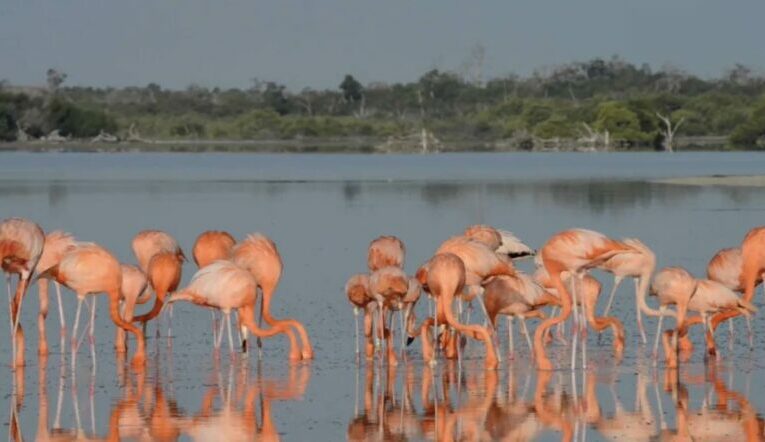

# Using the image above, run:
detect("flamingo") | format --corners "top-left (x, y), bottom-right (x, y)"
top-left (463, 224), bottom-right (535, 259)
top-left (36, 230), bottom-right (79, 356)
top-left (367, 235), bottom-right (405, 271)
top-left (435, 235), bottom-right (516, 316)
top-left (707, 246), bottom-right (762, 345)
top-left (345, 273), bottom-right (374, 359)
top-left (192, 230), bottom-right (236, 268)
top-left (418, 253), bottom-right (498, 369)
top-left (368, 265), bottom-right (410, 365)
top-left (131, 230), bottom-right (185, 336)
top-left (37, 243), bottom-right (146, 368)
top-left (192, 230), bottom-right (237, 345)
top-left (651, 267), bottom-right (757, 368)
top-left (533, 228), bottom-right (628, 371)
top-left (709, 226), bottom-right (765, 344)
top-left (482, 272), bottom-right (559, 359)
top-left (599, 238), bottom-right (658, 344)
top-left (0, 217), bottom-right (45, 368)
top-left (231, 233), bottom-right (313, 359)
top-left (365, 235), bottom-right (414, 359)
top-left (114, 264), bottom-right (152, 354)
top-left (167, 260), bottom-right (301, 360)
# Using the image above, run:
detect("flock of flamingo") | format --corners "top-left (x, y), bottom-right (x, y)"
top-left (0, 217), bottom-right (312, 371)
top-left (1, 215), bottom-right (764, 372)
top-left (345, 224), bottom-right (762, 371)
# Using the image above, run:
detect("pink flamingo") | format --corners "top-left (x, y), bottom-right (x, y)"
top-left (131, 230), bottom-right (185, 336)
top-left (464, 224), bottom-right (535, 259)
top-left (706, 246), bottom-right (762, 345)
top-left (167, 260), bottom-right (301, 359)
top-left (115, 264), bottom-right (152, 354)
top-left (483, 272), bottom-right (559, 358)
top-left (533, 229), bottom-right (628, 370)
top-left (651, 266), bottom-right (757, 368)
top-left (599, 238), bottom-right (658, 344)
top-left (418, 253), bottom-right (498, 369)
top-left (36, 230), bottom-right (79, 355)
top-left (232, 234), bottom-right (313, 359)
top-left (0, 217), bottom-right (45, 368)
top-left (38, 243), bottom-right (146, 368)
top-left (192, 230), bottom-right (237, 344)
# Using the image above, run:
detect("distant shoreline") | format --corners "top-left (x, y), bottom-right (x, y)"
top-left (0, 137), bottom-right (739, 154)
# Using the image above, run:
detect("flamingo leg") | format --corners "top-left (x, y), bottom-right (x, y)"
top-left (507, 316), bottom-right (514, 359)
top-left (353, 307), bottom-right (360, 360)
top-left (71, 298), bottom-right (84, 369)
top-left (167, 303), bottom-right (174, 340)
top-left (475, 293), bottom-right (501, 362)
top-left (211, 309), bottom-right (218, 345)
top-left (88, 297), bottom-right (97, 370)
top-left (431, 300), bottom-right (438, 367)
top-left (10, 273), bottom-right (31, 367)
top-left (652, 306), bottom-right (666, 362)
top-left (226, 311), bottom-right (235, 356)
top-left (398, 306), bottom-right (406, 353)
top-left (520, 317), bottom-right (533, 353)
top-left (6, 275), bottom-right (16, 363)
top-left (705, 314), bottom-right (718, 360)
top-left (634, 278), bottom-right (647, 344)
top-left (570, 277), bottom-right (580, 371)
top-left (578, 275), bottom-right (587, 370)
top-left (746, 315), bottom-right (753, 350)
top-left (702, 314), bottom-right (710, 363)
top-left (602, 275), bottom-right (623, 318)
top-left (378, 300), bottom-right (385, 362)
top-left (55, 281), bottom-right (67, 334)
top-left (214, 311), bottom-right (226, 350)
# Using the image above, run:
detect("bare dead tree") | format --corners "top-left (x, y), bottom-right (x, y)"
top-left (579, 123), bottom-right (610, 151)
top-left (656, 112), bottom-right (685, 152)
top-left (296, 88), bottom-right (315, 116)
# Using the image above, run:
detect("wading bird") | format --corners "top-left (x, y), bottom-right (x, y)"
top-left (463, 224), bottom-right (535, 259)
top-left (115, 264), bottom-right (151, 354)
top-left (345, 273), bottom-right (374, 359)
top-left (599, 238), bottom-right (657, 344)
top-left (707, 246), bottom-right (762, 345)
top-left (36, 230), bottom-right (79, 356)
top-left (708, 227), bottom-right (765, 345)
top-left (38, 243), bottom-right (146, 368)
top-left (131, 230), bottom-right (185, 336)
top-left (368, 265), bottom-right (410, 365)
top-left (533, 229), bottom-right (628, 371)
top-left (417, 253), bottom-right (498, 369)
top-left (368, 236), bottom-right (405, 271)
top-left (192, 230), bottom-right (237, 344)
top-left (167, 260), bottom-right (301, 359)
top-left (482, 272), bottom-right (559, 359)
top-left (0, 217), bottom-right (45, 368)
top-left (651, 266), bottom-right (757, 368)
top-left (232, 234), bottom-right (313, 359)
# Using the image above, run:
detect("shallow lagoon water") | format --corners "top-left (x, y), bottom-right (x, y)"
top-left (2, 152), bottom-right (765, 440)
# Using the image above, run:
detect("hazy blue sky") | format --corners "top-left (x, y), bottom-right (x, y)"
top-left (1, 1), bottom-right (763, 90)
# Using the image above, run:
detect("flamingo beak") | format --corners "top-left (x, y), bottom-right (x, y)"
top-left (406, 336), bottom-right (415, 346)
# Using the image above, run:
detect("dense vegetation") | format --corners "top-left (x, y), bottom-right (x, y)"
top-left (2, 57), bottom-right (765, 149)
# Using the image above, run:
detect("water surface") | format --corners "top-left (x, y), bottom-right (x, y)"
top-left (2, 152), bottom-right (765, 440)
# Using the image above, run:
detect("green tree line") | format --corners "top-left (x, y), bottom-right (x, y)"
top-left (2, 57), bottom-right (765, 148)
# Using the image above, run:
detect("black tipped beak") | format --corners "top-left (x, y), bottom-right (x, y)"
top-left (242, 338), bottom-right (248, 353)
top-left (406, 336), bottom-right (416, 346)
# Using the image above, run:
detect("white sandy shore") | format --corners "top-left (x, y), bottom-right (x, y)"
top-left (654, 175), bottom-right (765, 187)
